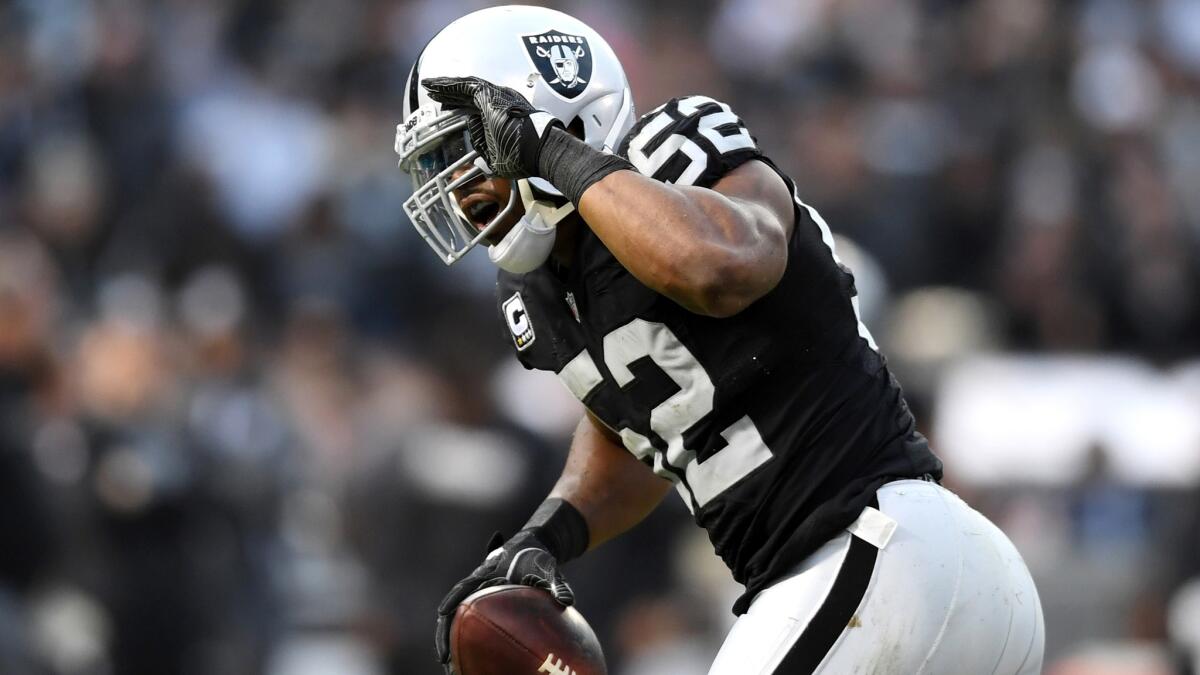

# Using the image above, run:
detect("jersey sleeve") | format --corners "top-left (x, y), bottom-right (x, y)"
top-left (617, 95), bottom-right (762, 189)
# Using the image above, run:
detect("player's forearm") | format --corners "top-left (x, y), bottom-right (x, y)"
top-left (548, 413), bottom-right (673, 551)
top-left (577, 170), bottom-right (784, 317)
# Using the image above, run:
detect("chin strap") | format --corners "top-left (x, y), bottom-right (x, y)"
top-left (518, 178), bottom-right (576, 226)
top-left (487, 179), bottom-right (576, 274)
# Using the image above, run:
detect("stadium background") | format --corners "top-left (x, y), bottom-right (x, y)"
top-left (1, 0), bottom-right (1199, 673)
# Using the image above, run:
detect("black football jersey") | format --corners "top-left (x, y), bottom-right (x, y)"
top-left (496, 96), bottom-right (942, 614)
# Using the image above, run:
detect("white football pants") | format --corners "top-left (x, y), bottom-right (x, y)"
top-left (708, 480), bottom-right (1044, 675)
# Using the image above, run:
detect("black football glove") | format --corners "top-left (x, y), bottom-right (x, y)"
top-left (423, 76), bottom-right (563, 178)
top-left (434, 530), bottom-right (574, 673)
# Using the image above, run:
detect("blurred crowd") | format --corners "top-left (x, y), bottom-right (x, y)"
top-left (0, 0), bottom-right (1198, 673)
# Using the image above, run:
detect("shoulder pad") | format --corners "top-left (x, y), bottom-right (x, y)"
top-left (617, 96), bottom-right (760, 188)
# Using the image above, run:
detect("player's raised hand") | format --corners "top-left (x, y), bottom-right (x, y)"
top-left (434, 530), bottom-right (574, 672)
top-left (422, 76), bottom-right (562, 178)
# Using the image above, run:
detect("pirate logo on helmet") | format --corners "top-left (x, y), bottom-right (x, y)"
top-left (522, 30), bottom-right (593, 100)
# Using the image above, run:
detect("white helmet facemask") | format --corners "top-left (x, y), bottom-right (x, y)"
top-left (395, 5), bottom-right (635, 272)
top-left (395, 107), bottom-right (520, 264)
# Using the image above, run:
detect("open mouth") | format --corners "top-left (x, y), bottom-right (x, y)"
top-left (463, 197), bottom-right (501, 230)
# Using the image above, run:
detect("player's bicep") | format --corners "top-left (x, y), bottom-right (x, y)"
top-left (619, 95), bottom-right (793, 284)
top-left (708, 159), bottom-right (796, 243)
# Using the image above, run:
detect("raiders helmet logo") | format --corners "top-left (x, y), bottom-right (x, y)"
top-left (523, 30), bottom-right (592, 100)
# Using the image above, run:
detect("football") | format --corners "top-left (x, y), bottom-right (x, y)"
top-left (450, 585), bottom-right (607, 675)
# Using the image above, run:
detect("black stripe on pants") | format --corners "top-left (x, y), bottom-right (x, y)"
top-left (772, 527), bottom-right (880, 673)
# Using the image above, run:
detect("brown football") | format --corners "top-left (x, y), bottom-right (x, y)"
top-left (450, 585), bottom-right (607, 675)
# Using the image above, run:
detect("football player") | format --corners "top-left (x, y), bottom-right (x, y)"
top-left (395, 6), bottom-right (1044, 674)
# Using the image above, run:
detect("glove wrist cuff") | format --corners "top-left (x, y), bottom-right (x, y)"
top-left (537, 126), bottom-right (635, 205)
top-left (521, 498), bottom-right (590, 563)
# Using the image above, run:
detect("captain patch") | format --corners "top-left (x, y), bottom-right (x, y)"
top-left (503, 292), bottom-right (536, 351)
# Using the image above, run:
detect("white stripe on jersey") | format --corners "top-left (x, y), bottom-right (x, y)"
top-left (791, 188), bottom-right (880, 352)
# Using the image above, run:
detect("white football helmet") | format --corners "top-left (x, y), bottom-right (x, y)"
top-left (394, 5), bottom-right (635, 272)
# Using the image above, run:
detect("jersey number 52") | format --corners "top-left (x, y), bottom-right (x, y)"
top-left (624, 96), bottom-right (757, 186)
top-left (559, 319), bottom-right (774, 513)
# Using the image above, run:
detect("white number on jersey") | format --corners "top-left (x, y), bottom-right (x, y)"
top-left (558, 319), bottom-right (773, 512)
top-left (623, 96), bottom-right (757, 187)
